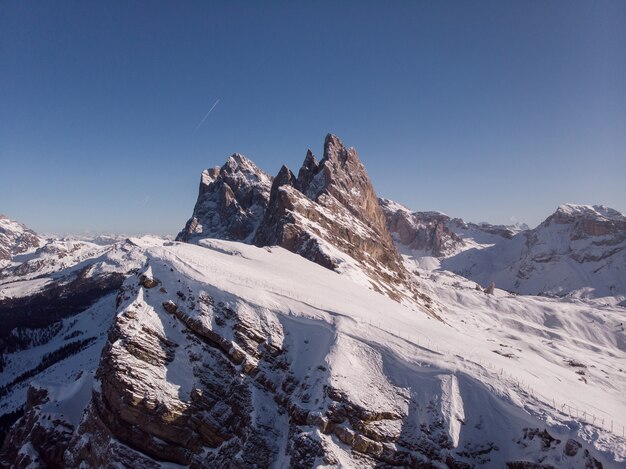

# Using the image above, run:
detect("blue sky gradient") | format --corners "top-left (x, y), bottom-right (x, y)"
top-left (1, 1), bottom-right (625, 234)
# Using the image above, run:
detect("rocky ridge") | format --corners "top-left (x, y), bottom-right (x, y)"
top-left (379, 199), bottom-right (465, 257)
top-left (1, 143), bottom-right (624, 468)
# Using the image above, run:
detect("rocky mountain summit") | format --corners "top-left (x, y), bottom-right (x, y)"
top-left (180, 135), bottom-right (420, 304)
top-left (544, 204), bottom-right (626, 244)
top-left (177, 154), bottom-right (272, 243)
top-left (379, 199), bottom-right (465, 257)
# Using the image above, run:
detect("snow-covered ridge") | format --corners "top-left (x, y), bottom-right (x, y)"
top-left (384, 200), bottom-right (626, 300)
top-left (180, 135), bottom-right (420, 304)
top-left (1, 136), bottom-right (625, 467)
top-left (555, 203), bottom-right (625, 221)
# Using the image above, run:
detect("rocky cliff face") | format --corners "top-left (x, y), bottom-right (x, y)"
top-left (0, 216), bottom-right (43, 267)
top-left (379, 199), bottom-right (465, 257)
top-left (177, 154), bottom-right (272, 243)
top-left (544, 204), bottom-right (625, 246)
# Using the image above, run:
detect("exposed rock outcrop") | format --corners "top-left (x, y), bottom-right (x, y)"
top-left (0, 386), bottom-right (73, 468)
top-left (379, 199), bottom-right (465, 257)
top-left (255, 135), bottom-right (413, 300)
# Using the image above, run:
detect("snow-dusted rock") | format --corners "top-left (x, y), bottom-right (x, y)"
top-left (1, 143), bottom-right (624, 468)
top-left (179, 135), bottom-right (423, 304)
top-left (40, 239), bottom-right (622, 467)
top-left (255, 135), bottom-right (415, 302)
top-left (177, 154), bottom-right (272, 243)
top-left (0, 216), bottom-right (43, 268)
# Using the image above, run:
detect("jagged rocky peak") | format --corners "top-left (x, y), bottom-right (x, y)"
top-left (0, 215), bottom-right (43, 264)
top-left (177, 153), bottom-right (272, 243)
top-left (297, 134), bottom-right (389, 236)
top-left (177, 135), bottom-right (425, 303)
top-left (254, 135), bottom-right (417, 302)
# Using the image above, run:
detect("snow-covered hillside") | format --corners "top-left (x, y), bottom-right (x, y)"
top-left (0, 232), bottom-right (147, 448)
top-left (0, 216), bottom-right (43, 269)
top-left (2, 238), bottom-right (623, 467)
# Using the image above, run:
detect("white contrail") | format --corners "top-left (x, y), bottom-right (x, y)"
top-left (194, 98), bottom-right (220, 132)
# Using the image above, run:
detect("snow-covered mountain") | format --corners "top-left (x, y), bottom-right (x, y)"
top-left (2, 237), bottom-right (623, 467)
top-left (0, 216), bottom-right (44, 269)
top-left (379, 199), bottom-right (528, 259)
top-left (382, 200), bottom-right (626, 301)
top-left (441, 204), bottom-right (626, 300)
top-left (180, 135), bottom-right (424, 305)
top-left (1, 137), bottom-right (625, 468)
top-left (0, 228), bottom-right (147, 446)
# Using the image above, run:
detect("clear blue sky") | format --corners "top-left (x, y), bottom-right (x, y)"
top-left (1, 1), bottom-right (624, 234)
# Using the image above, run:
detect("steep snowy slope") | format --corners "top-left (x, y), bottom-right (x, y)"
top-left (0, 235), bottom-right (147, 445)
top-left (4, 238), bottom-right (622, 467)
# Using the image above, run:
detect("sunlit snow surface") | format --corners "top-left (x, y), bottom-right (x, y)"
top-left (131, 237), bottom-right (625, 465)
top-left (2, 236), bottom-right (625, 466)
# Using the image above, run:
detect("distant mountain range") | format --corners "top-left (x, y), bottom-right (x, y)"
top-left (380, 199), bottom-right (626, 301)
top-left (1, 135), bottom-right (624, 468)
